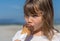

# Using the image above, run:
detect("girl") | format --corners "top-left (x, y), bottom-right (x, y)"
top-left (12, 0), bottom-right (60, 41)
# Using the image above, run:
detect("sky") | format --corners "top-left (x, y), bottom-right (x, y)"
top-left (0, 0), bottom-right (60, 24)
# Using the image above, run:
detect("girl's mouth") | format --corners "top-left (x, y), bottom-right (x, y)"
top-left (26, 24), bottom-right (34, 33)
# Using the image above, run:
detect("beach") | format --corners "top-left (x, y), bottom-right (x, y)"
top-left (0, 25), bottom-right (60, 41)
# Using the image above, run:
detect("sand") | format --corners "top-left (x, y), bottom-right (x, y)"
top-left (0, 25), bottom-right (60, 41)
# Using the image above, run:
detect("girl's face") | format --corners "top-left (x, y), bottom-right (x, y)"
top-left (24, 14), bottom-right (44, 33)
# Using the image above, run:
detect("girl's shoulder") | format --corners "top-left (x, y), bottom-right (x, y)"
top-left (52, 30), bottom-right (60, 41)
top-left (54, 32), bottom-right (60, 38)
top-left (53, 30), bottom-right (60, 36)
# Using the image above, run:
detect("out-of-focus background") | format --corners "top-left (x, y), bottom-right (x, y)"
top-left (0, 0), bottom-right (60, 41)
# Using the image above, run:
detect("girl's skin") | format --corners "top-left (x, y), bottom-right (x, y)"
top-left (24, 13), bottom-right (44, 36)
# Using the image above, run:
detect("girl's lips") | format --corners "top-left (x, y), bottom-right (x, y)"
top-left (26, 24), bottom-right (33, 27)
top-left (27, 24), bottom-right (32, 26)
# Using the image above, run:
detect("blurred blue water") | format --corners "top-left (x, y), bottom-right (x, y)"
top-left (0, 0), bottom-right (60, 25)
top-left (0, 19), bottom-right (25, 25)
top-left (0, 18), bottom-right (60, 25)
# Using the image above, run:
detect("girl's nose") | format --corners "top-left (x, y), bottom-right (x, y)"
top-left (28, 17), bottom-right (33, 23)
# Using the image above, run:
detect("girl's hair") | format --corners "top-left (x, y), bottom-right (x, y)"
top-left (24, 0), bottom-right (59, 40)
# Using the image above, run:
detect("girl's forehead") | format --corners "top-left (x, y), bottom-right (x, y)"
top-left (24, 13), bottom-right (43, 17)
top-left (25, 12), bottom-right (37, 15)
top-left (24, 11), bottom-right (43, 16)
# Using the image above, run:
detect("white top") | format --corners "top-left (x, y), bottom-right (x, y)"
top-left (12, 29), bottom-right (60, 41)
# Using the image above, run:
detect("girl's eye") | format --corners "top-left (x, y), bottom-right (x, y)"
top-left (32, 15), bottom-right (38, 17)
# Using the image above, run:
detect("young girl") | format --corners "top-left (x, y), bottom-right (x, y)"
top-left (12, 0), bottom-right (60, 41)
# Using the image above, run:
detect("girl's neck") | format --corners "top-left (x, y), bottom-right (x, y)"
top-left (33, 31), bottom-right (44, 36)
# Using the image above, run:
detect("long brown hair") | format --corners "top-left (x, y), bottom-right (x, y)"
top-left (24, 0), bottom-right (59, 40)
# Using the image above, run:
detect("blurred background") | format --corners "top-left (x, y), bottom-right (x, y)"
top-left (0, 0), bottom-right (60, 41)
